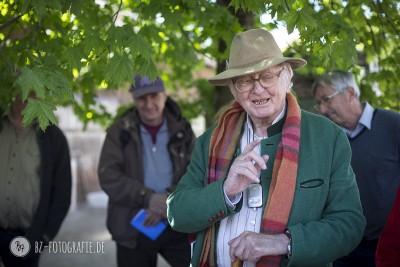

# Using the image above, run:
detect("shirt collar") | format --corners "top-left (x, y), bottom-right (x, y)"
top-left (358, 102), bottom-right (374, 130)
top-left (343, 102), bottom-right (374, 138)
top-left (245, 101), bottom-right (286, 138)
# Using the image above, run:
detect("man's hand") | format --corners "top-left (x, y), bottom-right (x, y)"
top-left (228, 231), bottom-right (289, 262)
top-left (224, 140), bottom-right (269, 198)
top-left (148, 193), bottom-right (168, 217)
top-left (143, 209), bottom-right (164, 226)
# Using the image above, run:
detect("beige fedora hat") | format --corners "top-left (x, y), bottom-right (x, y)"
top-left (208, 28), bottom-right (307, 86)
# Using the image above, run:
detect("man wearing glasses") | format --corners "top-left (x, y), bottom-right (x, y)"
top-left (312, 70), bottom-right (400, 267)
top-left (167, 29), bottom-right (366, 267)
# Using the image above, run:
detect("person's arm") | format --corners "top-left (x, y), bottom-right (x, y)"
top-left (376, 187), bottom-right (400, 267)
top-left (98, 124), bottom-right (153, 209)
top-left (166, 117), bottom-right (196, 194)
top-left (42, 127), bottom-right (72, 242)
top-left (167, 128), bottom-right (241, 233)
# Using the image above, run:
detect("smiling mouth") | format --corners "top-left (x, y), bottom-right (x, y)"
top-left (252, 99), bottom-right (269, 105)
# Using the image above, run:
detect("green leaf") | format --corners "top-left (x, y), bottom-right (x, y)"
top-left (21, 0), bottom-right (33, 13)
top-left (33, 0), bottom-right (47, 22)
top-left (282, 11), bottom-right (299, 34)
top-left (229, 0), bottom-right (265, 13)
top-left (14, 67), bottom-right (47, 100)
top-left (69, 0), bottom-right (82, 15)
top-left (22, 98), bottom-right (58, 131)
top-left (82, 32), bottom-right (106, 54)
top-left (105, 53), bottom-right (134, 87)
top-left (46, 71), bottom-right (74, 100)
top-left (135, 56), bottom-right (158, 81)
top-left (17, 49), bottom-right (36, 67)
top-left (129, 33), bottom-right (152, 58)
top-left (107, 25), bottom-right (132, 47)
top-left (296, 7), bottom-right (318, 30)
top-left (46, 0), bottom-right (62, 11)
top-left (62, 46), bottom-right (86, 70)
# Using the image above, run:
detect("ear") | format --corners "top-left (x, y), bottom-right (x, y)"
top-left (345, 87), bottom-right (360, 106)
top-left (346, 86), bottom-right (358, 98)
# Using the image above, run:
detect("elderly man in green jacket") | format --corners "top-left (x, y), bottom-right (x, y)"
top-left (167, 28), bottom-right (366, 267)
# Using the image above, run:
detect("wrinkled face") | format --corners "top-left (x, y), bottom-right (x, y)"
top-left (134, 92), bottom-right (167, 126)
top-left (314, 84), bottom-right (350, 126)
top-left (230, 65), bottom-right (290, 125)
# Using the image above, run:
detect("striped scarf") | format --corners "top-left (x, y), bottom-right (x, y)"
top-left (199, 92), bottom-right (301, 267)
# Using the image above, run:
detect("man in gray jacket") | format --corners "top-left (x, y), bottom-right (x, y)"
top-left (98, 74), bottom-right (195, 267)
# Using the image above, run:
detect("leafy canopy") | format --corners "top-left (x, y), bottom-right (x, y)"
top-left (1, 0), bottom-right (399, 130)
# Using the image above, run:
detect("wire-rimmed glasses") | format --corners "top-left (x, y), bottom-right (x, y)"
top-left (233, 68), bottom-right (285, 92)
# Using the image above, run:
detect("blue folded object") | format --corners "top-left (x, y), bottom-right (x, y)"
top-left (130, 209), bottom-right (167, 240)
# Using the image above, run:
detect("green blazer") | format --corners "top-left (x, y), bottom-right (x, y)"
top-left (167, 110), bottom-right (366, 267)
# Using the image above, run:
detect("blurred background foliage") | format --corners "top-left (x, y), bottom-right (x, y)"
top-left (0, 0), bottom-right (399, 130)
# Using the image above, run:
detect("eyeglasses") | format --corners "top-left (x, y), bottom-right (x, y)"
top-left (315, 91), bottom-right (341, 108)
top-left (233, 68), bottom-right (285, 93)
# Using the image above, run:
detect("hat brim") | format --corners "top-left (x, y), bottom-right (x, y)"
top-left (208, 57), bottom-right (307, 86)
top-left (131, 86), bottom-right (165, 98)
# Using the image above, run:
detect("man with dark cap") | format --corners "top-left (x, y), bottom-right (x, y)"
top-left (98, 74), bottom-right (195, 267)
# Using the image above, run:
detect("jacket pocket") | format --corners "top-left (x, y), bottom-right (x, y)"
top-left (300, 178), bottom-right (324, 188)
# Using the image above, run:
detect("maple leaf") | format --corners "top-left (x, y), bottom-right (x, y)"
top-left (105, 53), bottom-right (134, 87)
top-left (46, 71), bottom-right (74, 100)
top-left (22, 98), bottom-right (58, 131)
top-left (14, 67), bottom-right (47, 100)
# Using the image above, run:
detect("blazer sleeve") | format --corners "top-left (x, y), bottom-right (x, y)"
top-left (167, 128), bottom-right (239, 233)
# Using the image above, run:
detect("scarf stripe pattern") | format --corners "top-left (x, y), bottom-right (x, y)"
top-left (208, 101), bottom-right (245, 184)
top-left (199, 101), bottom-right (245, 267)
top-left (199, 93), bottom-right (301, 267)
top-left (257, 93), bottom-right (301, 267)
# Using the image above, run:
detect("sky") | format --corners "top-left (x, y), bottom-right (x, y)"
top-left (270, 26), bottom-right (300, 51)
top-left (260, 14), bottom-right (300, 51)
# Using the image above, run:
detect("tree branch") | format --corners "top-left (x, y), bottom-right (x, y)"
top-left (0, 7), bottom-right (33, 31)
top-left (95, 0), bottom-right (123, 32)
top-left (376, 1), bottom-right (400, 35)
top-left (364, 19), bottom-right (381, 63)
top-left (178, 23), bottom-right (214, 61)
top-left (113, 0), bottom-right (123, 24)
top-left (283, 0), bottom-right (290, 12)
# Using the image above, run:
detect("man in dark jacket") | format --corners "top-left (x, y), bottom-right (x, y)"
top-left (98, 74), bottom-right (195, 267)
top-left (0, 94), bottom-right (72, 267)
